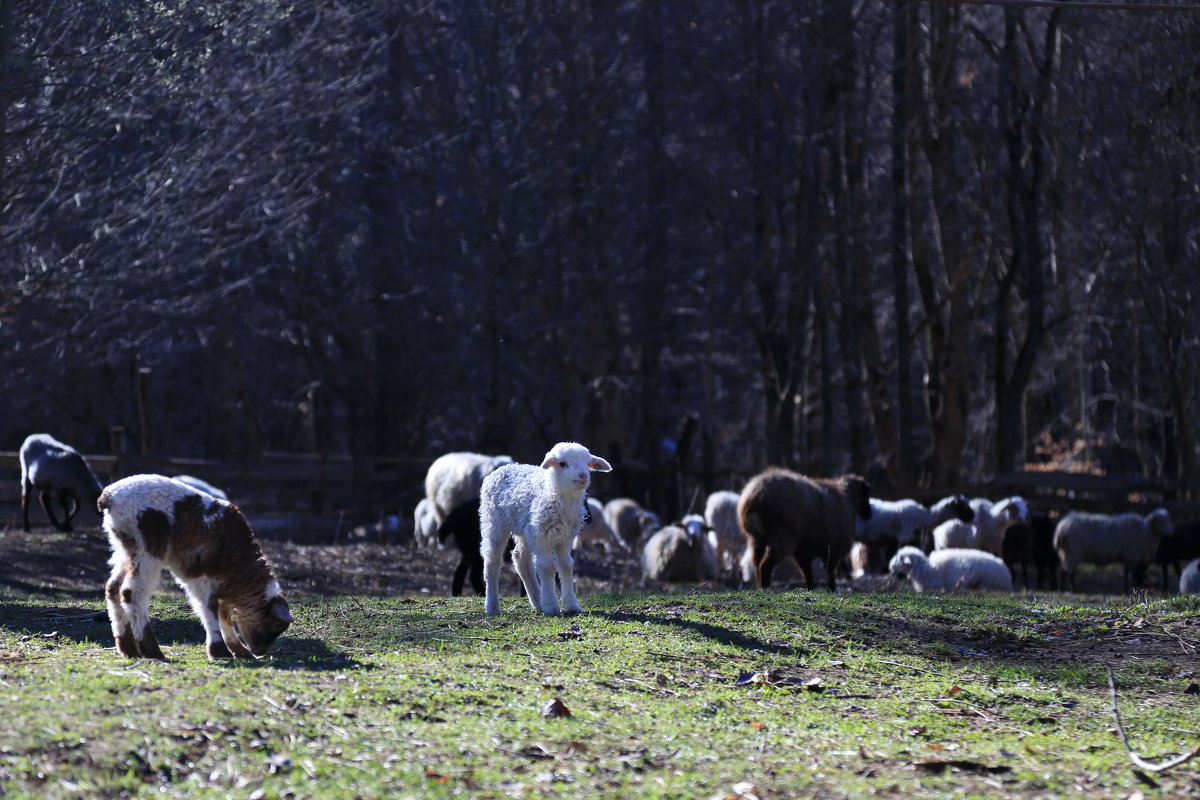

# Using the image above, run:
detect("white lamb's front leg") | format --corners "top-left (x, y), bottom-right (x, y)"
top-left (530, 539), bottom-right (562, 615)
top-left (554, 539), bottom-right (583, 615)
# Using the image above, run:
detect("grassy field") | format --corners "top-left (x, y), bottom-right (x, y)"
top-left (0, 530), bottom-right (1198, 798)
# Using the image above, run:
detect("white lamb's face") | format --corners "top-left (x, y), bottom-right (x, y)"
top-left (541, 444), bottom-right (612, 492)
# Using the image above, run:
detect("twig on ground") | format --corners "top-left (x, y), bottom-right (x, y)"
top-left (1107, 667), bottom-right (1200, 773)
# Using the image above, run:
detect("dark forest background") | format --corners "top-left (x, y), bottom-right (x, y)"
top-left (1, 0), bottom-right (1197, 522)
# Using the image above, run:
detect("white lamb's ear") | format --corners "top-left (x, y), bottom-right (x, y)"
top-left (540, 453), bottom-right (558, 469)
top-left (588, 455), bottom-right (612, 473)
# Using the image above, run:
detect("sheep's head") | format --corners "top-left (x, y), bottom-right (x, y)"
top-left (1148, 508), bottom-right (1173, 537)
top-left (937, 494), bottom-right (974, 523)
top-left (843, 476), bottom-right (872, 521)
top-left (888, 546), bottom-right (925, 579)
top-left (235, 593), bottom-right (294, 658)
top-left (540, 442), bottom-right (612, 494)
top-left (681, 514), bottom-right (707, 543)
top-left (998, 497), bottom-right (1030, 525)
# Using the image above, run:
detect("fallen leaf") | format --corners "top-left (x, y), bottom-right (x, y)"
top-left (1183, 683), bottom-right (1199, 696)
top-left (517, 745), bottom-right (555, 760)
top-left (542, 698), bottom-right (571, 718)
top-left (947, 685), bottom-right (964, 697)
top-left (563, 741), bottom-right (588, 756)
top-left (1132, 770), bottom-right (1159, 789)
top-left (558, 625), bottom-right (584, 641)
top-left (749, 720), bottom-right (768, 731)
top-left (425, 769), bottom-right (451, 784)
top-left (908, 726), bottom-right (927, 736)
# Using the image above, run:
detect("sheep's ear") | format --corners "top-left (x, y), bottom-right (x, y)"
top-left (540, 454), bottom-right (558, 469)
top-left (272, 600), bottom-right (293, 623)
top-left (588, 455), bottom-right (612, 473)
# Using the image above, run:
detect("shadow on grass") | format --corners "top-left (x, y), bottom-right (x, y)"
top-left (0, 602), bottom-right (366, 672)
top-left (593, 610), bottom-right (795, 654)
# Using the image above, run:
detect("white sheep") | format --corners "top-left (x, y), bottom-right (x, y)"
top-left (603, 497), bottom-right (662, 548)
top-left (704, 490), bottom-right (751, 584)
top-left (413, 497), bottom-right (440, 549)
top-left (932, 518), bottom-right (984, 551)
top-left (480, 442), bottom-right (612, 616)
top-left (965, 496), bottom-right (1030, 555)
top-left (424, 451), bottom-right (513, 524)
top-left (1053, 508), bottom-right (1173, 594)
top-left (1180, 558), bottom-right (1200, 595)
top-left (20, 433), bottom-right (105, 532)
top-left (888, 545), bottom-right (1014, 593)
top-left (99, 474), bottom-right (293, 660)
top-left (171, 474), bottom-right (229, 501)
top-left (642, 514), bottom-right (718, 583)
top-left (574, 497), bottom-right (630, 553)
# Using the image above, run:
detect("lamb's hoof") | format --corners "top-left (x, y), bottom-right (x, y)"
top-left (563, 606), bottom-right (584, 617)
top-left (541, 606), bottom-right (562, 616)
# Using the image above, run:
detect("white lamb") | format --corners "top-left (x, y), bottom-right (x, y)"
top-left (965, 496), bottom-right (1030, 555)
top-left (413, 497), bottom-right (440, 549)
top-left (99, 474), bottom-right (293, 660)
top-left (574, 497), bottom-right (629, 553)
top-left (1180, 558), bottom-right (1200, 595)
top-left (1053, 508), bottom-right (1173, 594)
top-left (704, 490), bottom-right (750, 583)
top-left (888, 545), bottom-right (1013, 593)
top-left (642, 514), bottom-right (718, 583)
top-left (480, 442), bottom-right (612, 616)
top-left (424, 451), bottom-right (513, 524)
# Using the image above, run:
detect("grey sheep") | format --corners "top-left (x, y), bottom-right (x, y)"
top-left (642, 514), bottom-right (718, 583)
top-left (1054, 508), bottom-right (1173, 593)
top-left (20, 433), bottom-right (104, 532)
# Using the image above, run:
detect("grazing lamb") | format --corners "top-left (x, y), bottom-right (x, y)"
top-left (413, 497), bottom-right (440, 549)
top-left (424, 451), bottom-right (513, 524)
top-left (737, 468), bottom-right (872, 591)
top-left (480, 442), bottom-right (612, 616)
top-left (1154, 520), bottom-right (1200, 592)
top-left (888, 546), bottom-right (1014, 593)
top-left (1180, 558), bottom-right (1200, 595)
top-left (172, 474), bottom-right (229, 501)
top-left (20, 433), bottom-right (105, 532)
top-left (964, 496), bottom-right (1030, 555)
top-left (642, 514), bottom-right (718, 583)
top-left (705, 490), bottom-right (751, 584)
top-left (99, 475), bottom-right (292, 660)
top-left (1054, 508), bottom-right (1173, 594)
top-left (574, 497), bottom-right (629, 553)
top-left (603, 497), bottom-right (662, 549)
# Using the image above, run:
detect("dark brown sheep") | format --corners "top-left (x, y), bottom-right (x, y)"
top-left (737, 468), bottom-right (872, 591)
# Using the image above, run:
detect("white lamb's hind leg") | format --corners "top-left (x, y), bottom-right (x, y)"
top-left (554, 540), bottom-right (583, 615)
top-left (530, 541), bottom-right (561, 615)
top-left (480, 509), bottom-right (507, 616)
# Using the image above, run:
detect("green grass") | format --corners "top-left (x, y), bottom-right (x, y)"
top-left (0, 588), bottom-right (1198, 798)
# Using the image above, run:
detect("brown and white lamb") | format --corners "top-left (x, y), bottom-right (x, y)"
top-left (99, 474), bottom-right (293, 661)
top-left (737, 468), bottom-right (872, 591)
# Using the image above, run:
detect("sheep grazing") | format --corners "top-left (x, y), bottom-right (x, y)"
top-left (1154, 520), bottom-right (1200, 592)
top-left (642, 514), bottom-right (718, 583)
top-left (737, 468), bottom-right (872, 591)
top-left (1180, 558), bottom-right (1200, 595)
top-left (574, 497), bottom-right (629, 553)
top-left (1054, 508), bottom-right (1173, 594)
top-left (888, 546), bottom-right (1014, 593)
top-left (965, 496), bottom-right (1030, 556)
top-left (603, 497), bottom-right (662, 549)
top-left (424, 451), bottom-right (513, 524)
top-left (172, 474), bottom-right (229, 501)
top-left (480, 442), bottom-right (612, 616)
top-left (413, 497), bottom-right (440, 549)
top-left (20, 433), bottom-right (105, 533)
top-left (704, 490), bottom-right (751, 584)
top-left (99, 474), bottom-right (292, 660)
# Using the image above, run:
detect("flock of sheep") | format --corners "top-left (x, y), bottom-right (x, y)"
top-left (415, 445), bottom-right (1200, 608)
top-left (13, 432), bottom-right (1200, 661)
